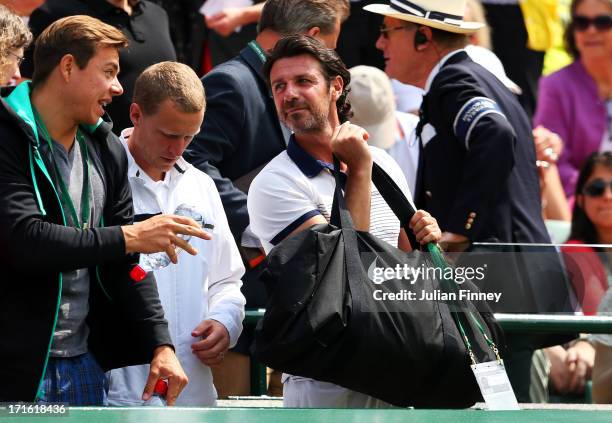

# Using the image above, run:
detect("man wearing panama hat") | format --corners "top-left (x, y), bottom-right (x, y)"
top-left (365, 0), bottom-right (568, 403)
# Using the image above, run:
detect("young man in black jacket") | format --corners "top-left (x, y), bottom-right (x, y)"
top-left (0, 15), bottom-right (208, 405)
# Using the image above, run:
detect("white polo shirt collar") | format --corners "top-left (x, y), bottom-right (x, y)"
top-left (119, 127), bottom-right (189, 186)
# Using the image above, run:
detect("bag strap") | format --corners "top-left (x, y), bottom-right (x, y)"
top-left (328, 158), bottom-right (367, 295)
top-left (329, 157), bottom-right (355, 232)
top-left (329, 157), bottom-right (420, 250)
top-left (370, 162), bottom-right (420, 250)
top-left (329, 158), bottom-right (499, 364)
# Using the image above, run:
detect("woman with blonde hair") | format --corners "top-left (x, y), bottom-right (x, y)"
top-left (0, 4), bottom-right (32, 86)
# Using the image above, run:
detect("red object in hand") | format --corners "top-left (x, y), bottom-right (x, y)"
top-left (154, 379), bottom-right (168, 397)
top-left (129, 265), bottom-right (147, 283)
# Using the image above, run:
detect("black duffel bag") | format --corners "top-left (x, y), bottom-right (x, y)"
top-left (253, 161), bottom-right (505, 408)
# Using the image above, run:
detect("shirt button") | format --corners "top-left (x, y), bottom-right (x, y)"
top-left (469, 212), bottom-right (476, 218)
top-left (465, 223), bottom-right (472, 230)
top-left (425, 190), bottom-right (432, 198)
top-left (467, 217), bottom-right (474, 224)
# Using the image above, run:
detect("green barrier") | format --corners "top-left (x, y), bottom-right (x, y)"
top-left (494, 314), bottom-right (612, 334)
top-left (243, 310), bottom-right (612, 396)
top-left (246, 310), bottom-right (612, 334)
top-left (2, 407), bottom-right (612, 423)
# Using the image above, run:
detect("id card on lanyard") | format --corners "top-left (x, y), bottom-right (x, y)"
top-left (448, 296), bottom-right (520, 410)
top-left (471, 360), bottom-right (520, 410)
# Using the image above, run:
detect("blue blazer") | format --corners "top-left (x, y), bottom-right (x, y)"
top-left (415, 52), bottom-right (575, 322)
top-left (415, 51), bottom-right (549, 244)
top-left (184, 45), bottom-right (286, 242)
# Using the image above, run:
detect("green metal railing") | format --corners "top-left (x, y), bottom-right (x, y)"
top-left (244, 310), bottom-right (612, 395)
top-left (1, 407), bottom-right (611, 422)
top-left (494, 313), bottom-right (612, 334)
top-left (245, 310), bottom-right (612, 333)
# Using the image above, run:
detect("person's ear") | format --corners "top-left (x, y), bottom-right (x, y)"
top-left (59, 54), bottom-right (75, 82)
top-left (130, 103), bottom-right (143, 127)
top-left (414, 26), bottom-right (432, 51)
top-left (330, 75), bottom-right (343, 100)
top-left (306, 26), bottom-right (321, 38)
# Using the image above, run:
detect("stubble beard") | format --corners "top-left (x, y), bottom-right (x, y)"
top-left (281, 104), bottom-right (328, 135)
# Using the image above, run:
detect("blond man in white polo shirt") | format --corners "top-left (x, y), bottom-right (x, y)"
top-left (108, 61), bottom-right (246, 406)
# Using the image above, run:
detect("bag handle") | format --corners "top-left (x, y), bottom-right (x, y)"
top-left (329, 157), bottom-right (356, 232)
top-left (329, 158), bottom-right (499, 363)
top-left (371, 162), bottom-right (420, 250)
top-left (329, 158), bottom-right (419, 250)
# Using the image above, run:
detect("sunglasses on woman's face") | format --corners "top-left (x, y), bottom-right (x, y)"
top-left (583, 178), bottom-right (612, 197)
top-left (573, 14), bottom-right (612, 32)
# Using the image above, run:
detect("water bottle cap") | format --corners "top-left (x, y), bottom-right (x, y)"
top-left (129, 265), bottom-right (147, 282)
top-left (154, 379), bottom-right (168, 397)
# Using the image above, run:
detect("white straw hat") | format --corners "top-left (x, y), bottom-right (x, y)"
top-left (364, 0), bottom-right (484, 34)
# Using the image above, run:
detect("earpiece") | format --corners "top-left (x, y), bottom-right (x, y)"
top-left (414, 30), bottom-right (428, 50)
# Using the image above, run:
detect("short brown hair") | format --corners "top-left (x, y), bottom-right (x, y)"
top-left (0, 4), bottom-right (32, 67)
top-left (32, 15), bottom-right (128, 88)
top-left (258, 0), bottom-right (350, 35)
top-left (429, 27), bottom-right (469, 49)
top-left (133, 61), bottom-right (205, 115)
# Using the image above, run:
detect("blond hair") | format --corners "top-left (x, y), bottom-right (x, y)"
top-left (465, 0), bottom-right (491, 49)
top-left (133, 61), bottom-right (205, 115)
top-left (0, 5), bottom-right (32, 67)
top-left (32, 15), bottom-right (128, 88)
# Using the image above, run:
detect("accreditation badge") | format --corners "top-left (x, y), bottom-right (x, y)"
top-left (471, 360), bottom-right (520, 410)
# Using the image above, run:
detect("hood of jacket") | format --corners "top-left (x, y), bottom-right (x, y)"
top-left (1, 81), bottom-right (106, 148)
top-left (1, 82), bottom-right (111, 217)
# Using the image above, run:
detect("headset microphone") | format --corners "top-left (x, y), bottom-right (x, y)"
top-left (414, 30), bottom-right (427, 49)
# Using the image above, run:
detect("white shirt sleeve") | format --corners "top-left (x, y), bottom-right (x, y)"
top-left (248, 161), bottom-right (321, 254)
top-left (204, 176), bottom-right (246, 348)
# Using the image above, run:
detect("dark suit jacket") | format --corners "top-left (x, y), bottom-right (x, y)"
top-left (415, 51), bottom-right (549, 244)
top-left (415, 52), bottom-right (575, 324)
top-left (184, 44), bottom-right (286, 242)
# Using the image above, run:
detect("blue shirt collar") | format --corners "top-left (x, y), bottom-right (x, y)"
top-left (287, 135), bottom-right (340, 178)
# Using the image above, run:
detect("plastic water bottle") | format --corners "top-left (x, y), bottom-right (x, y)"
top-left (139, 204), bottom-right (203, 272)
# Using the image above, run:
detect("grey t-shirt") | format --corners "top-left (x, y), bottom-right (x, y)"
top-left (41, 132), bottom-right (106, 357)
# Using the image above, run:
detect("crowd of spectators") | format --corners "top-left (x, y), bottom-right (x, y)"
top-left (0, 0), bottom-right (611, 408)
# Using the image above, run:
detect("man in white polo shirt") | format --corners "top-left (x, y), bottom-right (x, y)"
top-left (247, 34), bottom-right (441, 408)
top-left (108, 61), bottom-right (246, 406)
